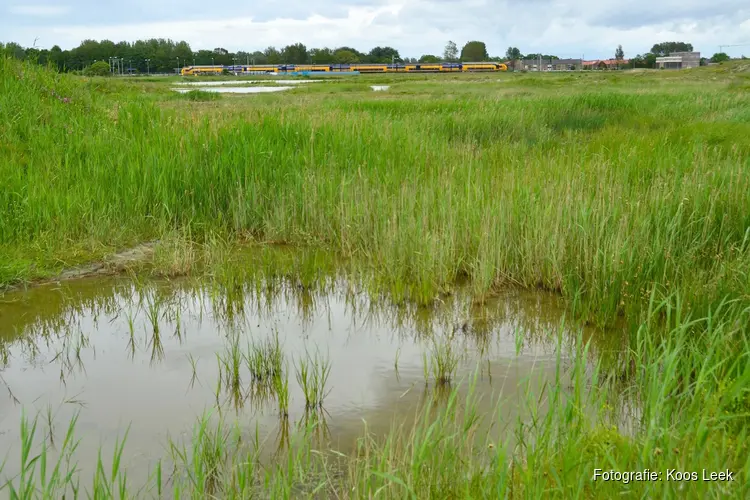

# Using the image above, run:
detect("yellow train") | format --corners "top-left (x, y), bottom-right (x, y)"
top-left (180, 62), bottom-right (507, 76)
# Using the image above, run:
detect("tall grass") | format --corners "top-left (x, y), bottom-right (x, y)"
top-left (2, 57), bottom-right (749, 332)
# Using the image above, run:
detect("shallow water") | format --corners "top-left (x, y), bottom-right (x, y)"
top-left (0, 274), bottom-right (601, 487)
top-left (176, 80), bottom-right (322, 86)
top-left (172, 87), bottom-right (292, 94)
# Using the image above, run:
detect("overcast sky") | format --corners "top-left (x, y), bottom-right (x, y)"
top-left (3, 1), bottom-right (750, 59)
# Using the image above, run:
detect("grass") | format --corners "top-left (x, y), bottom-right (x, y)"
top-left (245, 331), bottom-right (283, 383)
top-left (0, 58), bottom-right (749, 496)
top-left (294, 349), bottom-right (332, 410)
top-left (2, 57), bottom-right (749, 328)
top-left (424, 334), bottom-right (461, 386)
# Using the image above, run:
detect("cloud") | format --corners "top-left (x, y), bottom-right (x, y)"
top-left (8, 5), bottom-right (70, 16)
top-left (2, 0), bottom-right (750, 58)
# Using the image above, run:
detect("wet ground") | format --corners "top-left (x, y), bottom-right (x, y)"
top-left (172, 86), bottom-right (293, 94)
top-left (176, 80), bottom-right (323, 86)
top-left (0, 273), bottom-right (603, 487)
top-left (172, 78), bottom-right (324, 94)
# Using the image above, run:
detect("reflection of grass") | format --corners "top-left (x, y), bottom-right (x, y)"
top-left (4, 304), bottom-right (748, 497)
top-left (274, 367), bottom-right (290, 418)
top-left (216, 336), bottom-right (246, 410)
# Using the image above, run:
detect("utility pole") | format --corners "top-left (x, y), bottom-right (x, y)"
top-left (176, 57), bottom-right (180, 74)
top-left (146, 58), bottom-right (150, 75)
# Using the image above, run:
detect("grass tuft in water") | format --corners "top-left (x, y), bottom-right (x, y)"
top-left (294, 349), bottom-right (332, 410)
top-left (424, 334), bottom-right (461, 386)
top-left (245, 331), bottom-right (283, 384)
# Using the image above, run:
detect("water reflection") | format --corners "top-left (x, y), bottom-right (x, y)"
top-left (0, 274), bottom-right (610, 486)
top-left (176, 80), bottom-right (322, 86)
top-left (172, 87), bottom-right (292, 94)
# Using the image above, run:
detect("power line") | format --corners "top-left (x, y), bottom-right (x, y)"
top-left (719, 43), bottom-right (750, 54)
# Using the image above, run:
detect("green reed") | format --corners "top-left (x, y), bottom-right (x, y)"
top-left (294, 350), bottom-right (332, 410)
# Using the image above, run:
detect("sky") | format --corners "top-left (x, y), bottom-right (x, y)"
top-left (3, 0), bottom-right (750, 59)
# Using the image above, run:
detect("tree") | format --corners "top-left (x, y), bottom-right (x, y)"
top-left (367, 46), bottom-right (401, 63)
top-left (615, 45), bottom-right (624, 61)
top-left (48, 45), bottom-right (63, 70)
top-left (250, 51), bottom-right (267, 64)
top-left (650, 42), bottom-right (693, 57)
top-left (443, 41), bottom-right (458, 62)
top-left (84, 60), bottom-right (112, 77)
top-left (460, 41), bottom-right (488, 62)
top-left (505, 47), bottom-right (521, 69)
top-left (333, 49), bottom-right (359, 63)
top-left (264, 46), bottom-right (282, 64)
top-left (282, 43), bottom-right (308, 64)
top-left (309, 48), bottom-right (334, 64)
top-left (195, 49), bottom-right (214, 65)
top-left (25, 47), bottom-right (41, 63)
top-left (710, 52), bottom-right (730, 63)
top-left (418, 54), bottom-right (441, 63)
top-left (524, 53), bottom-right (558, 61)
top-left (630, 54), bottom-right (644, 68)
top-left (3, 42), bottom-right (26, 60)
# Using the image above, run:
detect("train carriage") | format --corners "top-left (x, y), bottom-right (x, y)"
top-left (180, 62), bottom-right (507, 76)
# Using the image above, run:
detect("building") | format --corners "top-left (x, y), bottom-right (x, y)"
top-left (582, 58), bottom-right (630, 70)
top-left (518, 58), bottom-right (582, 71)
top-left (655, 51), bottom-right (700, 69)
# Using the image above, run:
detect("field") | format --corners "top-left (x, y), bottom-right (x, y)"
top-left (0, 58), bottom-right (749, 498)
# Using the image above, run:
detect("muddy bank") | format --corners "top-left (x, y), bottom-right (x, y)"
top-left (1, 241), bottom-right (158, 293)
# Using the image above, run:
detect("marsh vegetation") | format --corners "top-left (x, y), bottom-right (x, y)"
top-left (0, 58), bottom-right (748, 497)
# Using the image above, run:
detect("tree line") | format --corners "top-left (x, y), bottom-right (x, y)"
top-left (2, 38), bottom-right (740, 74)
top-left (0, 39), bottom-right (501, 74)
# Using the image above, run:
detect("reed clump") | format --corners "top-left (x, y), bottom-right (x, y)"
top-left (294, 350), bottom-right (332, 410)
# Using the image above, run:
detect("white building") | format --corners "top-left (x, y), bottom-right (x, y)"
top-left (655, 52), bottom-right (701, 69)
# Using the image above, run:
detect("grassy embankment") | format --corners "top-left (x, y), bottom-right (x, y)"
top-left (0, 58), bottom-right (749, 497)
